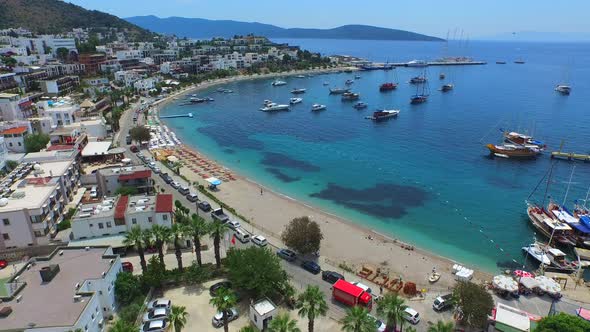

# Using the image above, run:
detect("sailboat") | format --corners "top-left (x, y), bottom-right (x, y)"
top-left (410, 70), bottom-right (429, 104)
top-left (439, 30), bottom-right (449, 80)
top-left (379, 66), bottom-right (399, 92)
top-left (555, 61), bottom-right (572, 95)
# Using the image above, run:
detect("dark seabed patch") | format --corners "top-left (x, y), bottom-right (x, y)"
top-left (198, 126), bottom-right (264, 150)
top-left (310, 183), bottom-right (429, 219)
top-left (261, 152), bottom-right (320, 172)
top-left (266, 168), bottom-right (301, 183)
top-left (224, 149), bottom-right (235, 154)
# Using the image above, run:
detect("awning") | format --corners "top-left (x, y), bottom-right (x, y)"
top-left (577, 308), bottom-right (590, 321)
top-left (535, 275), bottom-right (561, 294)
top-left (81, 142), bottom-right (112, 157)
top-left (518, 276), bottom-right (539, 289)
top-left (206, 177), bottom-right (222, 186)
top-left (493, 275), bottom-right (519, 292)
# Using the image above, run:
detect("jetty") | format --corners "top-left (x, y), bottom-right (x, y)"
top-left (160, 113), bottom-right (193, 119)
top-left (358, 61), bottom-right (486, 70)
top-left (551, 151), bottom-right (590, 162)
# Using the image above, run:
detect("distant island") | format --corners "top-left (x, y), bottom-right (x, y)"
top-left (125, 15), bottom-right (443, 42)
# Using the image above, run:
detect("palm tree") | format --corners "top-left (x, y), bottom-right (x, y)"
top-left (171, 224), bottom-right (187, 272)
top-left (427, 320), bottom-right (454, 332)
top-left (296, 285), bottom-right (328, 332)
top-left (123, 226), bottom-right (148, 273)
top-left (341, 306), bottom-right (374, 332)
top-left (239, 326), bottom-right (257, 332)
top-left (377, 293), bottom-right (407, 332)
top-left (150, 224), bottom-right (171, 269)
top-left (188, 214), bottom-right (209, 267)
top-left (268, 313), bottom-right (301, 332)
top-left (169, 305), bottom-right (189, 332)
top-left (108, 319), bottom-right (136, 332)
top-left (208, 221), bottom-right (229, 268)
top-left (209, 287), bottom-right (237, 332)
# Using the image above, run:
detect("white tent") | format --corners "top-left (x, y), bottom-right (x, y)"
top-left (493, 275), bottom-right (519, 292)
top-left (518, 276), bottom-right (539, 290)
top-left (535, 276), bottom-right (561, 294)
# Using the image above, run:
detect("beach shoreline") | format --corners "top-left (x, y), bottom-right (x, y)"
top-left (151, 68), bottom-right (494, 290)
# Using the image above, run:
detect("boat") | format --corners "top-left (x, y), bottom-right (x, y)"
top-left (522, 243), bottom-right (551, 265)
top-left (410, 73), bottom-right (429, 104)
top-left (354, 75), bottom-right (361, 79)
top-left (439, 73), bottom-right (446, 80)
top-left (311, 104), bottom-right (327, 111)
top-left (514, 60), bottom-right (526, 64)
top-left (486, 144), bottom-right (540, 158)
top-left (296, 75), bottom-right (306, 78)
top-left (323, 82), bottom-right (329, 86)
top-left (189, 97), bottom-right (213, 103)
top-left (548, 203), bottom-right (590, 247)
top-left (526, 203), bottom-right (576, 246)
top-left (329, 87), bottom-right (349, 94)
top-left (353, 102), bottom-right (368, 109)
top-left (496, 61), bottom-right (507, 64)
top-left (410, 95), bottom-right (428, 104)
top-left (409, 76), bottom-right (427, 84)
top-left (345, 79), bottom-right (354, 85)
top-left (260, 100), bottom-right (289, 112)
top-left (341, 92), bottom-right (360, 101)
top-left (503, 131), bottom-right (546, 150)
top-left (428, 272), bottom-right (441, 283)
top-left (291, 88), bottom-right (306, 94)
top-left (441, 84), bottom-right (454, 92)
top-left (365, 109), bottom-right (400, 121)
top-left (379, 83), bottom-right (398, 92)
top-left (545, 247), bottom-right (578, 271)
top-left (555, 85), bottom-right (571, 95)
top-left (271, 80), bottom-right (287, 86)
top-left (289, 97), bottom-right (303, 104)
top-left (407, 59), bottom-right (428, 67)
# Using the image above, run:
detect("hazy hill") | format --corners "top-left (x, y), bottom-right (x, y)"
top-left (125, 15), bottom-right (443, 41)
top-left (0, 0), bottom-right (153, 40)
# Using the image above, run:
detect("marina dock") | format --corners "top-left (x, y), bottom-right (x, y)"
top-left (160, 113), bottom-right (193, 119)
top-left (551, 151), bottom-right (590, 162)
top-left (393, 61), bottom-right (487, 67)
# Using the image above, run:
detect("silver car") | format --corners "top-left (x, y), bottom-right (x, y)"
top-left (146, 298), bottom-right (171, 311)
top-left (140, 319), bottom-right (167, 332)
top-left (212, 308), bottom-right (239, 328)
top-left (142, 308), bottom-right (169, 323)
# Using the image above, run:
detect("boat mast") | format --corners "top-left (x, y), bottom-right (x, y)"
top-left (562, 165), bottom-right (576, 206)
top-left (541, 161), bottom-right (556, 207)
top-left (584, 184), bottom-right (590, 209)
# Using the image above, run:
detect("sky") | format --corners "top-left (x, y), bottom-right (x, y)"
top-left (67, 0), bottom-right (590, 38)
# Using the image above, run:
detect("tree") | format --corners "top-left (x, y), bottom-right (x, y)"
top-left (171, 223), bottom-right (187, 272)
top-left (188, 214), bottom-right (209, 267)
top-left (111, 107), bottom-right (123, 131)
top-left (281, 216), bottom-right (323, 255)
top-left (453, 281), bottom-right (494, 329)
top-left (108, 319), bottom-right (136, 332)
top-left (226, 246), bottom-right (290, 299)
top-left (56, 47), bottom-right (69, 61)
top-left (24, 133), bottom-right (50, 153)
top-left (428, 320), bottom-right (455, 332)
top-left (141, 256), bottom-right (166, 288)
top-left (341, 306), bottom-right (374, 332)
top-left (239, 326), bottom-right (257, 332)
top-left (5, 160), bottom-right (18, 171)
top-left (115, 186), bottom-right (138, 196)
top-left (536, 312), bottom-right (590, 332)
top-left (129, 126), bottom-right (151, 143)
top-left (114, 272), bottom-right (143, 305)
top-left (209, 287), bottom-right (238, 332)
top-left (1, 56), bottom-right (17, 68)
top-left (377, 293), bottom-right (407, 332)
top-left (268, 313), bottom-right (301, 332)
top-left (150, 224), bottom-right (171, 269)
top-left (296, 285), bottom-right (328, 332)
top-left (169, 305), bottom-right (189, 332)
top-left (123, 226), bottom-right (148, 273)
top-left (209, 221), bottom-right (228, 268)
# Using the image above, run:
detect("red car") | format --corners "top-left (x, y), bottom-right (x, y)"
top-left (0, 259), bottom-right (7, 269)
top-left (122, 261), bottom-right (133, 273)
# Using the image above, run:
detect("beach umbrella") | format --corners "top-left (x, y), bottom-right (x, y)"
top-left (513, 270), bottom-right (535, 278)
top-left (534, 276), bottom-right (562, 294)
top-left (206, 177), bottom-right (222, 186)
top-left (493, 275), bottom-right (519, 292)
top-left (518, 276), bottom-right (539, 290)
top-left (576, 308), bottom-right (590, 321)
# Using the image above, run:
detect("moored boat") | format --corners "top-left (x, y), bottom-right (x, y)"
top-left (439, 73), bottom-right (446, 80)
top-left (409, 76), bottom-right (427, 84)
top-left (496, 61), bottom-right (507, 64)
top-left (407, 59), bottom-right (428, 67)
top-left (271, 80), bottom-right (287, 86)
top-left (311, 104), bottom-right (327, 111)
top-left (441, 84), bottom-right (454, 92)
top-left (345, 79), bottom-right (354, 85)
top-left (291, 88), bottom-right (306, 94)
top-left (354, 75), bottom-right (361, 79)
top-left (555, 85), bottom-right (571, 95)
top-left (353, 102), bottom-right (368, 109)
top-left (260, 101), bottom-right (289, 112)
top-left (341, 92), bottom-right (360, 101)
top-left (410, 95), bottom-right (428, 104)
top-left (486, 144), bottom-right (540, 159)
top-left (522, 243), bottom-right (551, 265)
top-left (365, 109), bottom-right (400, 121)
top-left (379, 83), bottom-right (398, 91)
top-left (296, 75), bottom-right (306, 78)
top-left (503, 131), bottom-right (546, 150)
top-left (526, 203), bottom-right (576, 246)
top-left (329, 87), bottom-right (349, 94)
top-left (289, 97), bottom-right (303, 104)
top-left (514, 60), bottom-right (526, 64)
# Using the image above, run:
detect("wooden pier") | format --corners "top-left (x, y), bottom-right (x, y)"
top-left (551, 151), bottom-right (590, 162)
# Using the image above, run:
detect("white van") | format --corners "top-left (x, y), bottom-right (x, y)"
top-left (178, 186), bottom-right (190, 195)
top-left (234, 228), bottom-right (250, 243)
top-left (89, 186), bottom-right (98, 198)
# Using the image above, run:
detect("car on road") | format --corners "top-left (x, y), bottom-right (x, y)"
top-left (277, 248), bottom-right (297, 262)
top-left (170, 181), bottom-right (181, 189)
top-left (122, 261), bottom-right (133, 273)
top-left (226, 220), bottom-right (241, 230)
top-left (368, 315), bottom-right (386, 332)
top-left (153, 167), bottom-right (161, 174)
top-left (251, 235), bottom-right (267, 247)
top-left (209, 281), bottom-right (232, 296)
top-left (178, 185), bottom-right (190, 195)
top-left (125, 134), bottom-right (132, 145)
top-left (142, 308), bottom-right (169, 323)
top-left (321, 270), bottom-right (344, 284)
top-left (148, 162), bottom-right (156, 169)
top-left (0, 259), bottom-right (7, 269)
top-left (198, 201), bottom-right (212, 212)
top-left (403, 307), bottom-right (421, 325)
top-left (162, 175), bottom-right (173, 184)
top-left (147, 298), bottom-right (171, 311)
top-left (301, 260), bottom-right (321, 274)
top-left (140, 319), bottom-right (167, 332)
top-left (186, 192), bottom-right (198, 202)
top-left (212, 308), bottom-right (239, 328)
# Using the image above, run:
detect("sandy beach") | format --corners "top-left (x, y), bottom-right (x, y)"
top-left (150, 68), bottom-right (494, 291)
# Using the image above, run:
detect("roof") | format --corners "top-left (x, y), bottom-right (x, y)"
top-left (494, 303), bottom-right (531, 331)
top-left (118, 169), bottom-right (151, 181)
top-left (333, 279), bottom-right (364, 297)
top-left (1, 126), bottom-right (28, 135)
top-left (155, 194), bottom-right (173, 213)
top-left (0, 247), bottom-right (117, 330)
top-left (46, 144), bottom-right (76, 151)
top-left (81, 141), bottom-right (112, 157)
top-left (115, 195), bottom-right (129, 220)
top-left (80, 99), bottom-right (95, 108)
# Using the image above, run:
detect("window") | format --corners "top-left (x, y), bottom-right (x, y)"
top-left (34, 230), bottom-right (44, 237)
top-left (148, 217), bottom-right (153, 223)
top-left (98, 223), bottom-right (104, 229)
top-left (162, 215), bottom-right (167, 221)
top-left (17, 142), bottom-right (21, 146)
top-left (8, 142), bottom-right (12, 147)
top-left (3, 233), bottom-right (10, 240)
top-left (2, 218), bottom-right (9, 225)
top-left (132, 218), bottom-right (137, 224)
top-left (99, 290), bottom-right (103, 295)
top-left (106, 222), bottom-right (112, 228)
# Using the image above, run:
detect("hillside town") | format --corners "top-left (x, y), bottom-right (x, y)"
top-left (0, 17), bottom-right (588, 332)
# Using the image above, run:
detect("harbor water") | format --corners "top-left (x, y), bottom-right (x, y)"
top-left (160, 40), bottom-right (590, 273)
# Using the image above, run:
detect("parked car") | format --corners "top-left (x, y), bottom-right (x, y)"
top-left (251, 235), bottom-right (267, 247)
top-left (301, 260), bottom-right (321, 274)
top-left (170, 181), bottom-right (181, 189)
top-left (226, 220), bottom-right (241, 230)
top-left (147, 298), bottom-right (171, 310)
top-left (212, 308), bottom-right (239, 328)
top-left (125, 134), bottom-right (132, 145)
top-left (178, 185), bottom-right (190, 195)
top-left (368, 314), bottom-right (386, 332)
top-left (403, 307), bottom-right (421, 324)
top-left (162, 175), bottom-right (173, 184)
top-left (159, 172), bottom-right (168, 179)
top-left (186, 192), bottom-right (199, 202)
top-left (140, 319), bottom-right (167, 332)
top-left (148, 162), bottom-right (156, 169)
top-left (142, 308), bottom-right (169, 323)
top-left (198, 201), bottom-right (212, 212)
top-left (0, 259), bottom-right (7, 269)
top-left (209, 281), bottom-right (232, 296)
top-left (122, 262), bottom-right (133, 273)
top-left (234, 228), bottom-right (250, 243)
top-left (321, 271), bottom-right (344, 284)
top-left (153, 167), bottom-right (161, 174)
top-left (433, 294), bottom-right (454, 311)
top-left (277, 248), bottom-right (297, 262)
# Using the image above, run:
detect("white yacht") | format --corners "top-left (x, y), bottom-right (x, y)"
top-left (555, 85), bottom-right (571, 95)
top-left (271, 80), bottom-right (287, 86)
top-left (311, 104), bottom-right (327, 111)
top-left (407, 59), bottom-right (428, 67)
top-left (260, 102), bottom-right (289, 112)
top-left (522, 243), bottom-right (550, 265)
top-left (289, 97), bottom-right (303, 104)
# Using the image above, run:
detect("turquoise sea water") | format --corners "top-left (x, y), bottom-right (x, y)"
top-left (161, 40), bottom-right (590, 273)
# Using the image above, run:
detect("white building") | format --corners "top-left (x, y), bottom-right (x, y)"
top-left (63, 117), bottom-right (108, 140)
top-left (0, 125), bottom-right (29, 152)
top-left (133, 77), bottom-right (159, 94)
top-left (37, 98), bottom-right (81, 127)
top-left (0, 93), bottom-right (35, 121)
top-left (0, 246), bottom-right (122, 332)
top-left (0, 136), bottom-right (7, 169)
top-left (114, 70), bottom-right (145, 87)
top-left (249, 298), bottom-right (278, 330)
top-left (71, 194), bottom-right (173, 240)
top-left (115, 50), bottom-right (144, 61)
